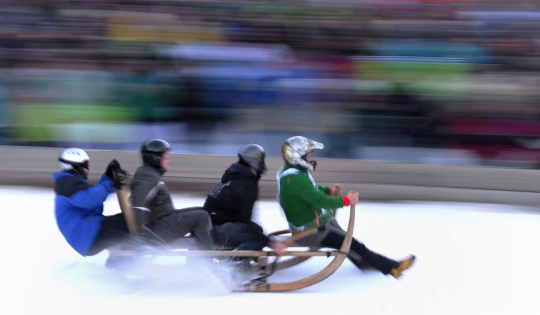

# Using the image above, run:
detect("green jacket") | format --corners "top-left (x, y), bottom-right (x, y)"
top-left (277, 163), bottom-right (345, 231)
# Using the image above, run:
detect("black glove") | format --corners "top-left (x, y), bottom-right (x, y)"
top-left (112, 169), bottom-right (128, 190)
top-left (105, 159), bottom-right (121, 179)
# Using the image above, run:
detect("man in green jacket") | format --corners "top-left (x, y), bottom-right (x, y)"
top-left (277, 136), bottom-right (415, 279)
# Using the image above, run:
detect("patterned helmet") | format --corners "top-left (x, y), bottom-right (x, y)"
top-left (281, 136), bottom-right (324, 172)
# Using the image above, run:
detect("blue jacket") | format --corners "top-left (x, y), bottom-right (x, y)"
top-left (53, 171), bottom-right (115, 256)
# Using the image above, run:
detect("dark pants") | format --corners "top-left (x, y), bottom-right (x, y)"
top-left (211, 221), bottom-right (269, 251)
top-left (295, 218), bottom-right (398, 274)
top-left (146, 207), bottom-right (214, 250)
top-left (86, 213), bottom-right (130, 256)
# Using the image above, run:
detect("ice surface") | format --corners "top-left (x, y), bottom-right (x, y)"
top-left (2, 186), bottom-right (540, 315)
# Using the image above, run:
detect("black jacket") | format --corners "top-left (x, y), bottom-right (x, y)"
top-left (130, 164), bottom-right (175, 230)
top-left (203, 162), bottom-right (259, 226)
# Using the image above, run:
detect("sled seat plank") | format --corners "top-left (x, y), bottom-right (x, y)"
top-left (111, 249), bottom-right (341, 257)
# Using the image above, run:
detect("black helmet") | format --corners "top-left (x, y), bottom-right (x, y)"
top-left (238, 144), bottom-right (267, 175)
top-left (140, 139), bottom-right (171, 171)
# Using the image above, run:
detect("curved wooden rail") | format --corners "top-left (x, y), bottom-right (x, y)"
top-left (263, 199), bottom-right (340, 272)
top-left (242, 204), bottom-right (355, 292)
top-left (266, 229), bottom-right (319, 271)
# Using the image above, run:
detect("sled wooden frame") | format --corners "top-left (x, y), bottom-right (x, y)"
top-left (114, 185), bottom-right (355, 292)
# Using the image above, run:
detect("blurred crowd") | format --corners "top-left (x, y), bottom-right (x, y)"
top-left (2, 0), bottom-right (540, 166)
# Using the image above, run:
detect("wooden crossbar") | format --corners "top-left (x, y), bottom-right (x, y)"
top-left (111, 249), bottom-right (341, 257)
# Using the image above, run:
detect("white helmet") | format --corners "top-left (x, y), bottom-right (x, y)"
top-left (58, 148), bottom-right (90, 175)
top-left (281, 136), bottom-right (324, 172)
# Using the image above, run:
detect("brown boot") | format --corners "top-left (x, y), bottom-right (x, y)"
top-left (390, 255), bottom-right (416, 279)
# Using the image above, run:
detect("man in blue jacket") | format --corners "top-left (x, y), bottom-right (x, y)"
top-left (53, 148), bottom-right (129, 268)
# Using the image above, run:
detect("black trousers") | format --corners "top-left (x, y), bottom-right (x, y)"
top-left (295, 218), bottom-right (398, 275)
top-left (86, 213), bottom-right (130, 256)
top-left (211, 221), bottom-right (269, 262)
top-left (212, 221), bottom-right (268, 251)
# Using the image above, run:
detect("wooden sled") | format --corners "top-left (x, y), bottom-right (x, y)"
top-left (114, 185), bottom-right (355, 292)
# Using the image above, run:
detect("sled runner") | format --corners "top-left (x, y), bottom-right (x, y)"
top-left (113, 186), bottom-right (355, 292)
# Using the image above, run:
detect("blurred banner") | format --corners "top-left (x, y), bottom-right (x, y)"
top-left (2, 0), bottom-right (540, 168)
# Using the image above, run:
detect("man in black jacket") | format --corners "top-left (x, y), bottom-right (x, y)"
top-left (203, 144), bottom-right (286, 262)
top-left (130, 139), bottom-right (214, 250)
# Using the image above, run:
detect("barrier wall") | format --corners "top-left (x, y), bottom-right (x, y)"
top-left (2, 146), bottom-right (540, 207)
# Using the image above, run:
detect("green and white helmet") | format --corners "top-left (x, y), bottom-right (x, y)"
top-left (281, 136), bottom-right (324, 172)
